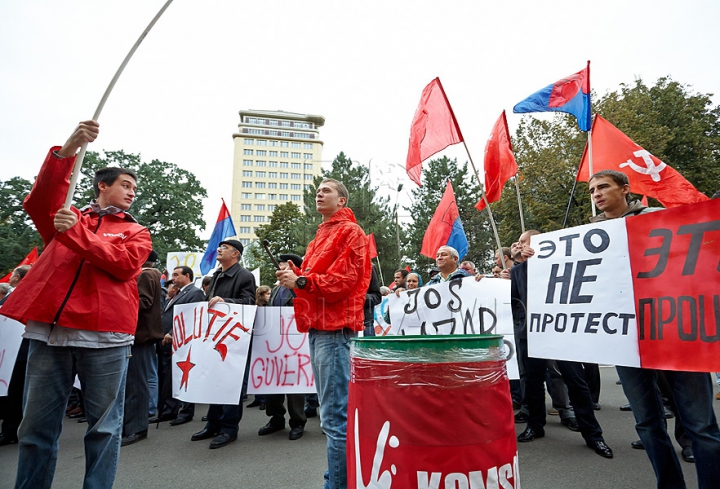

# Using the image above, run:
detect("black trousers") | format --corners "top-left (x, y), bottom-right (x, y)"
top-left (265, 394), bottom-right (307, 428)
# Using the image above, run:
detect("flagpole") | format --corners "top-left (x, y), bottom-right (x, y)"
top-left (375, 257), bottom-right (384, 285)
top-left (462, 141), bottom-right (507, 270)
top-left (588, 129), bottom-right (596, 216)
top-left (513, 175), bottom-right (525, 233)
top-left (63, 0), bottom-right (175, 209)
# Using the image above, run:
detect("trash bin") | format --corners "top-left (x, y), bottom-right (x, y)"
top-left (347, 334), bottom-right (518, 489)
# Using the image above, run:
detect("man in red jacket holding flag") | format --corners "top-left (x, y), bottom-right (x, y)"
top-left (1, 121), bottom-right (152, 489)
top-left (276, 178), bottom-right (371, 489)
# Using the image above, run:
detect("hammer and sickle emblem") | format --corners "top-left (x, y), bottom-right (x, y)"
top-left (619, 150), bottom-right (667, 182)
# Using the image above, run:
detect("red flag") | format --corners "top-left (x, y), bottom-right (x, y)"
top-left (0, 247), bottom-right (39, 283)
top-left (577, 116), bottom-right (708, 207)
top-left (367, 233), bottom-right (378, 259)
top-left (405, 78), bottom-right (464, 186)
top-left (641, 195), bottom-right (649, 207)
top-left (476, 111), bottom-right (518, 211)
top-left (420, 182), bottom-right (469, 260)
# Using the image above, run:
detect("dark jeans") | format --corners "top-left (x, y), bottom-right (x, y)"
top-left (617, 367), bottom-right (720, 489)
top-left (123, 342), bottom-right (154, 436)
top-left (265, 394), bottom-right (307, 428)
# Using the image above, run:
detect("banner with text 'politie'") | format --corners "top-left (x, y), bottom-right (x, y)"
top-left (172, 302), bottom-right (256, 404)
top-left (527, 199), bottom-right (720, 372)
top-left (387, 278), bottom-right (519, 379)
top-left (248, 306), bottom-right (315, 395)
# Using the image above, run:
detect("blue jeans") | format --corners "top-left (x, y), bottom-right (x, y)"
top-left (16, 340), bottom-right (130, 489)
top-left (617, 366), bottom-right (720, 489)
top-left (309, 328), bottom-right (355, 489)
top-left (147, 346), bottom-right (158, 416)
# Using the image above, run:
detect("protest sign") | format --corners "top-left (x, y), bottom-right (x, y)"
top-left (166, 252), bottom-right (203, 280)
top-left (387, 277), bottom-right (519, 379)
top-left (527, 199), bottom-right (720, 371)
top-left (373, 297), bottom-right (392, 336)
top-left (248, 306), bottom-right (315, 395)
top-left (0, 316), bottom-right (24, 397)
top-left (171, 301), bottom-right (256, 404)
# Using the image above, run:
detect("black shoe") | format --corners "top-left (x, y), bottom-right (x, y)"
top-left (258, 422), bottom-right (285, 436)
top-left (191, 428), bottom-right (219, 441)
top-left (247, 399), bottom-right (263, 408)
top-left (202, 416), bottom-right (208, 422)
top-left (514, 412), bottom-right (528, 423)
top-left (588, 440), bottom-right (613, 458)
top-left (169, 417), bottom-right (193, 426)
top-left (259, 403), bottom-right (266, 410)
top-left (149, 413), bottom-right (176, 424)
top-left (561, 417), bottom-right (580, 432)
top-left (592, 403), bottom-right (601, 411)
top-left (619, 403), bottom-right (632, 411)
top-left (517, 427), bottom-right (544, 442)
top-left (289, 425), bottom-right (304, 440)
top-left (121, 430), bottom-right (147, 447)
top-left (304, 405), bottom-right (318, 418)
top-left (209, 433), bottom-right (236, 449)
top-left (681, 447), bottom-right (695, 463)
top-left (631, 439), bottom-right (645, 450)
top-left (0, 432), bottom-right (18, 446)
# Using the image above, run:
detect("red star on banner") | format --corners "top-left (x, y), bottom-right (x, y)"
top-left (176, 347), bottom-right (196, 391)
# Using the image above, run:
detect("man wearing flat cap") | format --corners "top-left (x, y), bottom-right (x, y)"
top-left (257, 253), bottom-right (308, 440)
top-left (190, 238), bottom-right (256, 449)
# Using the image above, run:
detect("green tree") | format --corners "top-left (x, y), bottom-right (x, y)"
top-left (403, 156), bottom-right (496, 276)
top-left (0, 177), bottom-right (43, 275)
top-left (302, 152), bottom-right (397, 284)
top-left (246, 202), bottom-right (308, 286)
top-left (71, 150), bottom-right (208, 263)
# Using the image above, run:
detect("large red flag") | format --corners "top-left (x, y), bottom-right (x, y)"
top-left (476, 111), bottom-right (518, 211)
top-left (577, 116), bottom-right (708, 207)
top-left (420, 182), bottom-right (469, 260)
top-left (367, 233), bottom-right (378, 259)
top-left (405, 78), bottom-right (464, 186)
top-left (0, 247), bottom-right (39, 283)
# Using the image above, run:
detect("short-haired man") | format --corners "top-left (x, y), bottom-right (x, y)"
top-left (392, 269), bottom-right (408, 291)
top-left (495, 247), bottom-right (514, 271)
top-left (427, 246), bottom-right (470, 285)
top-left (156, 266), bottom-right (205, 425)
top-left (0, 121), bottom-right (152, 488)
top-left (191, 239), bottom-right (256, 449)
top-left (588, 169), bottom-right (720, 486)
top-left (459, 260), bottom-right (477, 276)
top-left (276, 179), bottom-right (371, 489)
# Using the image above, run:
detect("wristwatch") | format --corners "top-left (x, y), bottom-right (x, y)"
top-left (295, 276), bottom-right (307, 289)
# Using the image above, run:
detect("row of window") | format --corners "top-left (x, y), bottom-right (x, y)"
top-left (242, 160), bottom-right (313, 170)
top-left (243, 128), bottom-right (314, 139)
top-left (240, 204), bottom-right (279, 211)
top-left (243, 117), bottom-right (313, 129)
top-left (243, 149), bottom-right (312, 159)
top-left (243, 139), bottom-right (313, 150)
top-left (243, 181), bottom-right (306, 188)
top-left (239, 193), bottom-right (303, 201)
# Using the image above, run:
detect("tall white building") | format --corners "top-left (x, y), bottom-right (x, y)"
top-left (231, 109), bottom-right (325, 245)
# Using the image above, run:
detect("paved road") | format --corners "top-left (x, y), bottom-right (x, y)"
top-left (1, 368), bottom-right (718, 488)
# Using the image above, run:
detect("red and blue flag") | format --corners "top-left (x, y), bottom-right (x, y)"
top-left (513, 61), bottom-right (591, 132)
top-left (200, 200), bottom-right (237, 275)
top-left (420, 181), bottom-right (469, 260)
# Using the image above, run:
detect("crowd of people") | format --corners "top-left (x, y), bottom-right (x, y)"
top-left (1, 120), bottom-right (719, 489)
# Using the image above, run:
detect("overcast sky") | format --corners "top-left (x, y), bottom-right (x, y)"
top-left (2, 0), bottom-right (718, 237)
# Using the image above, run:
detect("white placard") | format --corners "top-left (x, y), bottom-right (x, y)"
top-left (0, 316), bottom-right (25, 397)
top-left (166, 252), bottom-right (203, 279)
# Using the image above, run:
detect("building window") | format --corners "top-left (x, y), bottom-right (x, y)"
top-left (280, 172), bottom-right (289, 179)
top-left (291, 152), bottom-right (301, 158)
top-left (280, 183), bottom-right (288, 189)
top-left (255, 204), bottom-right (265, 211)
top-left (255, 193), bottom-right (266, 200)
top-left (291, 162), bottom-right (301, 169)
top-left (255, 171), bottom-right (266, 177)
top-left (304, 143), bottom-right (313, 149)
top-left (254, 215), bottom-right (265, 222)
top-left (304, 163), bottom-right (313, 170)
top-left (244, 138), bottom-right (254, 145)
top-left (268, 172), bottom-right (277, 178)
top-left (256, 150), bottom-right (267, 156)
top-left (241, 192), bottom-right (252, 199)
top-left (243, 159), bottom-right (253, 166)
top-left (282, 121), bottom-right (291, 127)
top-left (240, 215), bottom-right (251, 222)
top-left (269, 161), bottom-right (278, 167)
top-left (257, 140), bottom-right (267, 146)
top-left (242, 181), bottom-right (252, 188)
top-left (291, 173), bottom-right (301, 180)
top-left (291, 184), bottom-right (301, 190)
top-left (291, 142), bottom-right (301, 148)
top-left (280, 162), bottom-right (289, 168)
top-left (268, 204), bottom-right (276, 211)
top-left (256, 160), bottom-right (267, 167)
top-left (269, 151), bottom-right (278, 157)
top-left (280, 141), bottom-right (289, 147)
top-left (240, 238), bottom-right (250, 245)
top-left (304, 174), bottom-right (313, 180)
top-left (269, 141), bottom-right (278, 146)
top-left (280, 194), bottom-right (289, 201)
top-left (268, 182), bottom-right (277, 189)
top-left (239, 227), bottom-right (251, 234)
top-left (248, 118), bottom-right (257, 124)
top-left (241, 204), bottom-right (251, 210)
top-left (291, 195), bottom-right (302, 201)
top-left (303, 153), bottom-right (313, 159)
top-left (280, 151), bottom-right (289, 158)
top-left (281, 131), bottom-right (290, 137)
top-left (269, 194), bottom-right (277, 200)
top-left (269, 120), bottom-right (279, 126)
top-left (305, 184), bottom-right (313, 190)
top-left (243, 149), bottom-right (253, 155)
top-left (255, 182), bottom-right (266, 188)
top-left (242, 170), bottom-right (252, 177)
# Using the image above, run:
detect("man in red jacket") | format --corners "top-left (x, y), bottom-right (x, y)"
top-left (276, 179), bottom-right (371, 489)
top-left (0, 120), bottom-right (152, 489)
